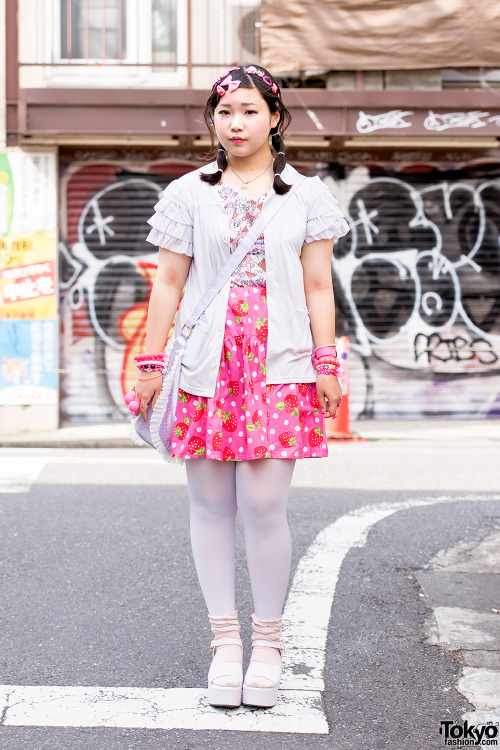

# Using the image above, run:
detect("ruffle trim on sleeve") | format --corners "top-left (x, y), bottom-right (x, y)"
top-left (146, 189), bottom-right (194, 255)
top-left (305, 189), bottom-right (350, 244)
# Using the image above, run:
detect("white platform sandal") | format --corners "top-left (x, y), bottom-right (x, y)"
top-left (242, 638), bottom-right (283, 707)
top-left (207, 636), bottom-right (243, 707)
top-left (242, 614), bottom-right (284, 708)
top-left (207, 612), bottom-right (243, 708)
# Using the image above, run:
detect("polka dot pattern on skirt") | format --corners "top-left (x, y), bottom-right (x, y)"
top-left (171, 284), bottom-right (327, 461)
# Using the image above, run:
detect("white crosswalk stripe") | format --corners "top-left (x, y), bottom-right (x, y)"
top-left (0, 685), bottom-right (326, 732)
top-left (0, 457), bottom-right (47, 493)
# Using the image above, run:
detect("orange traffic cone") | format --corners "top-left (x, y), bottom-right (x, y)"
top-left (326, 335), bottom-right (356, 440)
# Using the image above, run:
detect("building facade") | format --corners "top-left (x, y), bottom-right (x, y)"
top-left (2, 0), bottom-right (500, 430)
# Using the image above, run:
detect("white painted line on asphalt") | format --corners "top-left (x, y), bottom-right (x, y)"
top-left (0, 686), bottom-right (327, 733)
top-left (280, 494), bottom-right (500, 691)
top-left (1, 493), bottom-right (499, 733)
top-left (0, 458), bottom-right (47, 494)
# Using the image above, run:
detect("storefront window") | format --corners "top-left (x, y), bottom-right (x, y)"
top-left (59, 0), bottom-right (177, 63)
top-left (153, 0), bottom-right (177, 67)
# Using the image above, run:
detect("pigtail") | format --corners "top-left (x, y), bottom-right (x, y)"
top-left (200, 144), bottom-right (227, 186)
top-left (271, 128), bottom-right (291, 195)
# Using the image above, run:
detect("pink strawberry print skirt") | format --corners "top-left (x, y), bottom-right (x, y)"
top-left (170, 283), bottom-right (328, 461)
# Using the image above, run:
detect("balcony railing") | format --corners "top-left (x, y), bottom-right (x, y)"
top-left (18, 0), bottom-right (261, 90)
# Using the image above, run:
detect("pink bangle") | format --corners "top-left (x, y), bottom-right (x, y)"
top-left (314, 345), bottom-right (337, 359)
top-left (137, 373), bottom-right (163, 381)
top-left (134, 352), bottom-right (165, 363)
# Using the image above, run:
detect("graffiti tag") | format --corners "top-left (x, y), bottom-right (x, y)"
top-left (356, 110), bottom-right (414, 133)
top-left (414, 333), bottom-right (498, 365)
top-left (424, 110), bottom-right (491, 131)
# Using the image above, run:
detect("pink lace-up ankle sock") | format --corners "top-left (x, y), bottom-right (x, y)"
top-left (208, 611), bottom-right (243, 688)
top-left (246, 613), bottom-right (283, 688)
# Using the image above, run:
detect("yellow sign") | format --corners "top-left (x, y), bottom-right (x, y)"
top-left (0, 233), bottom-right (57, 318)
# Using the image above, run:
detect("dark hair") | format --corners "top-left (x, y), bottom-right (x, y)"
top-left (200, 65), bottom-right (292, 194)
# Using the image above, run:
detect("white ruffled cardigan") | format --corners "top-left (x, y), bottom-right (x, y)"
top-left (146, 163), bottom-right (349, 397)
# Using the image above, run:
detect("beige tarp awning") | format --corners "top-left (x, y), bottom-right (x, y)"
top-left (260, 0), bottom-right (500, 73)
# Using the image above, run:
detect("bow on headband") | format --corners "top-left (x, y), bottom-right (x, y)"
top-left (212, 66), bottom-right (280, 97)
top-left (216, 74), bottom-right (242, 97)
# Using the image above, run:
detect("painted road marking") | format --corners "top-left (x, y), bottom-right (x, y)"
top-left (0, 686), bottom-right (326, 733)
top-left (1, 493), bottom-right (498, 733)
top-left (0, 458), bottom-right (47, 493)
top-left (279, 493), bottom-right (497, 692)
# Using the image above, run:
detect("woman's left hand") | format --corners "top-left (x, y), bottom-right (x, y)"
top-left (316, 374), bottom-right (343, 419)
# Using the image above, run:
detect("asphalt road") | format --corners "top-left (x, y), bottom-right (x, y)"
top-left (0, 442), bottom-right (498, 750)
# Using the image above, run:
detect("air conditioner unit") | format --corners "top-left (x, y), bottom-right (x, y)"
top-left (226, 0), bottom-right (260, 64)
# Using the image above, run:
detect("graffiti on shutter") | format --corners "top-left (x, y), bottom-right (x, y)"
top-left (59, 163), bottom-right (192, 422)
top-left (330, 164), bottom-right (500, 418)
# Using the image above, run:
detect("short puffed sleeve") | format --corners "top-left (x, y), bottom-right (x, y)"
top-left (304, 177), bottom-right (350, 245)
top-left (146, 179), bottom-right (193, 256)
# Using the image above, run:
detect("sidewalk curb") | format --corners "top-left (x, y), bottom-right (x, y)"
top-left (1, 419), bottom-right (499, 449)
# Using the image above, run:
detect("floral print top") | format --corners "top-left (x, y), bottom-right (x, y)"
top-left (217, 183), bottom-right (267, 287)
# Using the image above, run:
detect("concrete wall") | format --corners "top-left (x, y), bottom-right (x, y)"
top-left (0, 404), bottom-right (58, 435)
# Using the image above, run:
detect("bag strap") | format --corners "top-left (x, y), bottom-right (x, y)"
top-left (181, 174), bottom-right (307, 336)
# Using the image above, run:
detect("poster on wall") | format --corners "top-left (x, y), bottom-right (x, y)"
top-left (0, 319), bottom-right (57, 404)
top-left (0, 150), bottom-right (58, 405)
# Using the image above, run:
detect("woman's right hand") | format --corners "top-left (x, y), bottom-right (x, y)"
top-left (134, 374), bottom-right (163, 422)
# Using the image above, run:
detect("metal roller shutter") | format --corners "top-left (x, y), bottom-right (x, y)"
top-left (60, 161), bottom-right (191, 422)
top-left (329, 162), bottom-right (500, 419)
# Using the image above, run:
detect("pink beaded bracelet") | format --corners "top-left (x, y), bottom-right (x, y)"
top-left (313, 354), bottom-right (339, 364)
top-left (137, 362), bottom-right (164, 372)
top-left (312, 356), bottom-right (340, 370)
top-left (137, 359), bottom-right (163, 368)
top-left (316, 364), bottom-right (341, 376)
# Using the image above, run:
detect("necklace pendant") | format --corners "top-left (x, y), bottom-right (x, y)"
top-left (241, 183), bottom-right (248, 190)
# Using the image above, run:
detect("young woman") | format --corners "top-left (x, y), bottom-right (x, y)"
top-left (133, 65), bottom-right (349, 709)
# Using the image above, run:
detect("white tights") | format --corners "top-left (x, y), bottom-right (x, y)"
top-left (185, 458), bottom-right (295, 620)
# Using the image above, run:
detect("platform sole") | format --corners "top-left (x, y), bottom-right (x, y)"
top-left (207, 683), bottom-right (242, 708)
top-left (242, 684), bottom-right (279, 708)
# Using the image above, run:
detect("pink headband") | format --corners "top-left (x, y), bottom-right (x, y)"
top-left (244, 66), bottom-right (279, 94)
top-left (212, 66), bottom-right (280, 97)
